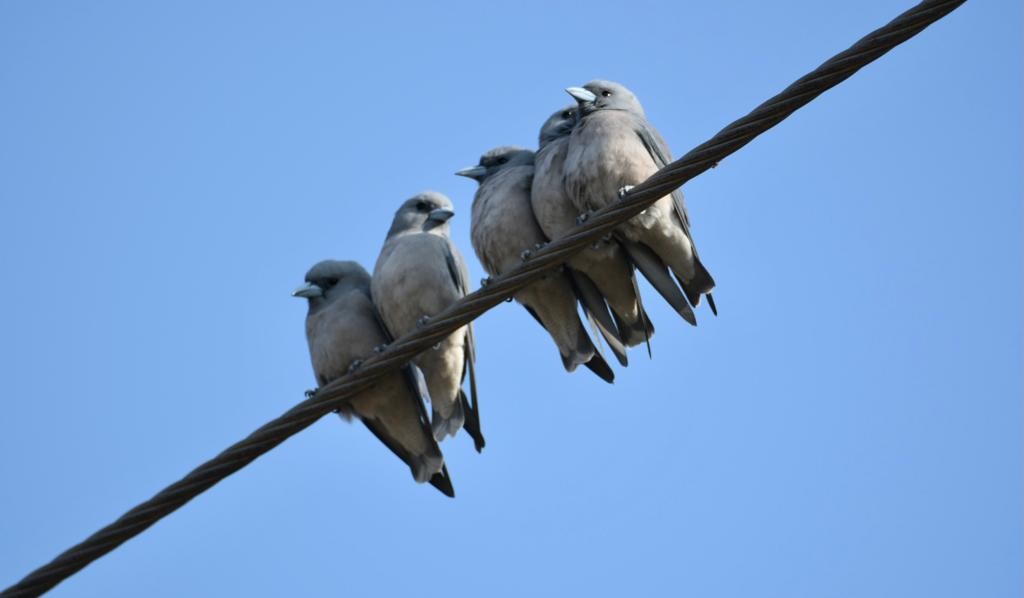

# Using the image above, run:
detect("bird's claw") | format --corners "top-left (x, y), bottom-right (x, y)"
top-left (575, 212), bottom-right (591, 226)
top-left (304, 389), bottom-right (317, 399)
top-left (520, 249), bottom-right (532, 262)
top-left (416, 315), bottom-right (431, 328)
top-left (617, 185), bottom-right (635, 199)
top-left (480, 277), bottom-right (492, 287)
top-left (347, 359), bottom-right (363, 373)
top-left (373, 344), bottom-right (388, 353)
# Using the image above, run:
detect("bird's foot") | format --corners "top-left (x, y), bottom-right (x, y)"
top-left (304, 388), bottom-right (318, 399)
top-left (416, 315), bottom-right (431, 329)
top-left (520, 249), bottom-right (533, 262)
top-left (373, 344), bottom-right (388, 353)
top-left (575, 212), bottom-right (592, 226)
top-left (347, 359), bottom-right (363, 374)
top-left (617, 185), bottom-right (635, 200)
top-left (480, 277), bottom-right (492, 288)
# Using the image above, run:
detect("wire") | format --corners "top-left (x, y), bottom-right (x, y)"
top-left (0, 1), bottom-right (967, 595)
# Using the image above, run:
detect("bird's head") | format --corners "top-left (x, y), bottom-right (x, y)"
top-left (388, 191), bottom-right (456, 236)
top-left (292, 260), bottom-right (370, 305)
top-left (538, 105), bottom-right (579, 148)
top-left (565, 80), bottom-right (644, 117)
top-left (455, 146), bottom-right (534, 184)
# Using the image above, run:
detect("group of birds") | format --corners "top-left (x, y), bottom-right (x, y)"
top-left (293, 80), bottom-right (717, 497)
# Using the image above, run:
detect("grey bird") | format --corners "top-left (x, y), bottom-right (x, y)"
top-left (293, 260), bottom-right (454, 497)
top-left (372, 192), bottom-right (484, 452)
top-left (564, 80), bottom-right (716, 321)
top-left (532, 105), bottom-right (655, 352)
top-left (457, 146), bottom-right (614, 383)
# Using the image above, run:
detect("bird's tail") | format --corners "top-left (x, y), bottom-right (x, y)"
top-left (618, 237), bottom-right (697, 326)
top-left (679, 255), bottom-right (717, 315)
top-left (564, 318), bottom-right (615, 384)
top-left (428, 464), bottom-right (455, 498)
top-left (571, 270), bottom-right (629, 367)
top-left (458, 389), bottom-right (486, 453)
top-left (431, 398), bottom-right (465, 442)
top-left (582, 350), bottom-right (615, 384)
top-left (612, 305), bottom-right (654, 349)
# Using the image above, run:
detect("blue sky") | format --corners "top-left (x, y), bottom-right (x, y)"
top-left (1, 1), bottom-right (1019, 596)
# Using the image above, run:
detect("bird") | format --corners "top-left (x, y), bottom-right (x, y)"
top-left (563, 79), bottom-right (716, 322)
top-left (293, 259), bottom-right (454, 497)
top-left (457, 146), bottom-right (615, 383)
top-left (372, 191), bottom-right (484, 452)
top-left (531, 104), bottom-right (655, 353)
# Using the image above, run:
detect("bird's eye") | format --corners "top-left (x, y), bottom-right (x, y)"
top-left (562, 110), bottom-right (574, 119)
top-left (497, 157), bottom-right (508, 164)
top-left (415, 201), bottom-right (430, 211)
top-left (601, 90), bottom-right (612, 97)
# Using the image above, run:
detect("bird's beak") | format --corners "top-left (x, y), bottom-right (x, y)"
top-left (455, 165), bottom-right (487, 179)
top-left (566, 86), bottom-right (597, 104)
top-left (291, 282), bottom-right (323, 298)
top-left (428, 207), bottom-right (455, 223)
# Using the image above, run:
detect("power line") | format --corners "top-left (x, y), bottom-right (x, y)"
top-left (0, 1), bottom-right (967, 595)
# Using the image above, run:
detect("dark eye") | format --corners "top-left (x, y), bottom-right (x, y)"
top-left (562, 109), bottom-right (574, 119)
top-left (601, 90), bottom-right (612, 97)
top-left (498, 157), bottom-right (508, 164)
top-left (415, 201), bottom-right (430, 211)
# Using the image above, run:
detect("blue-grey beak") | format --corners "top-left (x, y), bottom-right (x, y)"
top-left (455, 165), bottom-right (487, 179)
top-left (566, 86), bottom-right (597, 104)
top-left (291, 282), bottom-right (323, 298)
top-left (428, 207), bottom-right (455, 223)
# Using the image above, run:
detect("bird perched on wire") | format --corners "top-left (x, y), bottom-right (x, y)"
top-left (532, 105), bottom-right (655, 355)
top-left (293, 259), bottom-right (454, 497)
top-left (372, 192), bottom-right (484, 452)
top-left (457, 146), bottom-right (615, 383)
top-left (564, 80), bottom-right (716, 322)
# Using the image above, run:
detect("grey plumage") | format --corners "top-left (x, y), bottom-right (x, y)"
top-left (564, 80), bottom-right (716, 321)
top-left (532, 105), bottom-right (655, 351)
top-left (294, 260), bottom-right (454, 497)
top-left (457, 146), bottom-right (614, 384)
top-left (372, 192), bottom-right (484, 451)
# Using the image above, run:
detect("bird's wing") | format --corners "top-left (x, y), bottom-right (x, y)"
top-left (635, 120), bottom-right (717, 313)
top-left (634, 121), bottom-right (692, 233)
top-left (443, 239), bottom-right (485, 452)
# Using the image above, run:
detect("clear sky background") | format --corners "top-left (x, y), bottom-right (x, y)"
top-left (1, 1), bottom-right (1020, 596)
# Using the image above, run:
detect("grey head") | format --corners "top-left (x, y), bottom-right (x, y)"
top-left (455, 146), bottom-right (535, 184)
top-left (292, 259), bottom-right (370, 308)
top-left (565, 80), bottom-right (645, 118)
top-left (386, 191), bottom-right (456, 238)
top-left (538, 105), bottom-right (579, 149)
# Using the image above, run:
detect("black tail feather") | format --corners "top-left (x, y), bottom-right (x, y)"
top-left (583, 350), bottom-right (615, 384)
top-left (458, 389), bottom-right (485, 453)
top-left (429, 464), bottom-right (455, 498)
